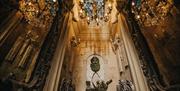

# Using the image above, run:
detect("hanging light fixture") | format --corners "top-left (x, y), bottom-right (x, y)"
top-left (19, 0), bottom-right (58, 27)
top-left (78, 0), bottom-right (112, 25)
top-left (131, 0), bottom-right (173, 27)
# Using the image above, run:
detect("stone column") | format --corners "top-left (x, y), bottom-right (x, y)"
top-left (43, 13), bottom-right (71, 91)
top-left (0, 11), bottom-right (22, 47)
top-left (119, 14), bottom-right (149, 91)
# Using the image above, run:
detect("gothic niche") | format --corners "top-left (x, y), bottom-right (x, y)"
top-left (86, 55), bottom-right (112, 91)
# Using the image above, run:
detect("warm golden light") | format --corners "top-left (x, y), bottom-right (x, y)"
top-left (132, 2), bottom-right (135, 6)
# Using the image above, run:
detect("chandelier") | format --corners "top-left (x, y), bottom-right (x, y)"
top-left (79, 0), bottom-right (112, 25)
top-left (131, 0), bottom-right (173, 27)
top-left (19, 0), bottom-right (58, 27)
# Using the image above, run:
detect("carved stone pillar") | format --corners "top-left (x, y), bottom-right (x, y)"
top-left (43, 13), bottom-right (71, 91)
top-left (119, 14), bottom-right (149, 91)
top-left (112, 37), bottom-right (124, 74)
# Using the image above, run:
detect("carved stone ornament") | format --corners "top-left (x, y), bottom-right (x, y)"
top-left (90, 56), bottom-right (100, 73)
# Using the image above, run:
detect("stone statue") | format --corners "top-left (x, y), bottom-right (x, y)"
top-left (67, 79), bottom-right (75, 91)
top-left (86, 81), bottom-right (93, 91)
top-left (89, 80), bottom-right (112, 91)
top-left (117, 80), bottom-right (134, 91)
top-left (60, 79), bottom-right (75, 91)
top-left (60, 79), bottom-right (67, 91)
